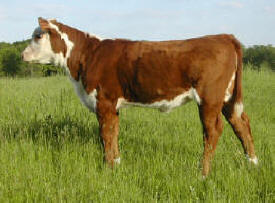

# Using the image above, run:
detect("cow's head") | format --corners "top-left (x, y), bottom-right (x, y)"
top-left (22, 17), bottom-right (72, 67)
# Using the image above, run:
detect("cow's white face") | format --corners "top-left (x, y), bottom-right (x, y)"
top-left (22, 27), bottom-right (55, 64)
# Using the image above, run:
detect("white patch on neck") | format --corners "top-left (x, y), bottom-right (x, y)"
top-left (234, 102), bottom-right (243, 118)
top-left (48, 21), bottom-right (74, 73)
top-left (224, 72), bottom-right (235, 102)
top-left (116, 87), bottom-right (201, 112)
top-left (47, 21), bottom-right (98, 112)
top-left (71, 79), bottom-right (97, 112)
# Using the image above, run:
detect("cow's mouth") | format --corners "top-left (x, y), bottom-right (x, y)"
top-left (25, 60), bottom-right (51, 65)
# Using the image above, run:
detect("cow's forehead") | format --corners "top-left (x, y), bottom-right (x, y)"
top-left (32, 27), bottom-right (45, 38)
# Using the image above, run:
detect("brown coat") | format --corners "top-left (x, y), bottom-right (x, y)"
top-left (22, 18), bottom-right (257, 177)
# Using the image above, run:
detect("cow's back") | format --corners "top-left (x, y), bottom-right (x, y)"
top-left (106, 34), bottom-right (237, 103)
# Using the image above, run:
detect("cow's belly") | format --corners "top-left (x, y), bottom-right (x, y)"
top-left (116, 87), bottom-right (201, 113)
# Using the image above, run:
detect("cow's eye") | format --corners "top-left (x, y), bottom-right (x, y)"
top-left (35, 34), bottom-right (42, 39)
top-left (32, 33), bottom-right (42, 40)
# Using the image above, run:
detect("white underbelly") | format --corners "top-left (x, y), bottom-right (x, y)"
top-left (116, 87), bottom-right (201, 113)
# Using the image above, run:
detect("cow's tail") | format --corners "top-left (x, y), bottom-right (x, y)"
top-left (224, 36), bottom-right (257, 163)
top-left (230, 35), bottom-right (243, 104)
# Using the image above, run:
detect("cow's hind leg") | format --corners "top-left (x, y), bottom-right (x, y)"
top-left (199, 104), bottom-right (224, 177)
top-left (222, 102), bottom-right (257, 164)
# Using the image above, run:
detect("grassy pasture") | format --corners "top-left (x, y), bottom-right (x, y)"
top-left (0, 69), bottom-right (274, 202)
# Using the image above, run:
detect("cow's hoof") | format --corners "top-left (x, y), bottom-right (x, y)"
top-left (246, 155), bottom-right (258, 165)
top-left (114, 157), bottom-right (121, 164)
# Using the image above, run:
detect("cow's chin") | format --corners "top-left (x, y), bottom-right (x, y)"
top-left (28, 59), bottom-right (52, 65)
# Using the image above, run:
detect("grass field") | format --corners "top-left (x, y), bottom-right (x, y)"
top-left (0, 69), bottom-right (274, 202)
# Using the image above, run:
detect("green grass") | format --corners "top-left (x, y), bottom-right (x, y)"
top-left (0, 69), bottom-right (274, 202)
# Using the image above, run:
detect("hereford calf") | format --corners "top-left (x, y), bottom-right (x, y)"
top-left (22, 18), bottom-right (258, 176)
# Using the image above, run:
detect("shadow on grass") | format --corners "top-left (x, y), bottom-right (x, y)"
top-left (3, 113), bottom-right (102, 151)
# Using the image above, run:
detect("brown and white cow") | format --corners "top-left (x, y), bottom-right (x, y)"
top-left (22, 17), bottom-right (258, 177)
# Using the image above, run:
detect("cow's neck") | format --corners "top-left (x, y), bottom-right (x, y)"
top-left (50, 22), bottom-right (101, 81)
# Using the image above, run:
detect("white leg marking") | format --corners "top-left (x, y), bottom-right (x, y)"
top-left (234, 102), bottom-right (243, 118)
top-left (246, 155), bottom-right (258, 165)
top-left (114, 157), bottom-right (121, 164)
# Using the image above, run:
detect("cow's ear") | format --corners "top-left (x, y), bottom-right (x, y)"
top-left (38, 17), bottom-right (51, 31)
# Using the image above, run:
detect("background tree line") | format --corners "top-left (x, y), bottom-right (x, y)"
top-left (0, 40), bottom-right (274, 77)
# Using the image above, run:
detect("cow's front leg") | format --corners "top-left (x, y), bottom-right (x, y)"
top-left (96, 99), bottom-right (120, 167)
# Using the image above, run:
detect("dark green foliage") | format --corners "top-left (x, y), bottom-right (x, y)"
top-left (243, 45), bottom-right (275, 71)
top-left (41, 65), bottom-right (62, 77)
top-left (0, 47), bottom-right (22, 76)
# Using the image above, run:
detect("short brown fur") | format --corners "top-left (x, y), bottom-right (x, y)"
top-left (34, 18), bottom-right (256, 176)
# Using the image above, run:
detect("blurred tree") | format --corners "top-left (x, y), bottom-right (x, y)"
top-left (0, 47), bottom-right (22, 77)
top-left (243, 45), bottom-right (275, 71)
